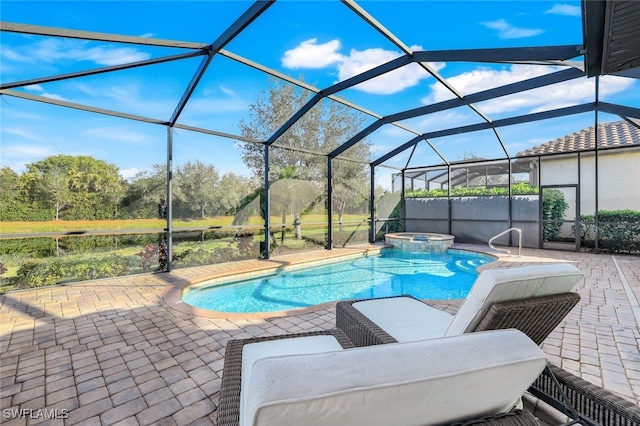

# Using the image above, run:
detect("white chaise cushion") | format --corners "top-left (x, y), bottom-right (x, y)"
top-left (242, 329), bottom-right (547, 426)
top-left (353, 296), bottom-right (453, 341)
top-left (445, 263), bottom-right (583, 336)
top-left (240, 335), bottom-right (343, 426)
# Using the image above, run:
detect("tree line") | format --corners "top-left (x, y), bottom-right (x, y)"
top-left (0, 157), bottom-right (256, 221)
top-left (0, 77), bottom-right (374, 223)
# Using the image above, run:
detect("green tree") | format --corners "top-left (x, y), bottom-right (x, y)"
top-left (68, 158), bottom-right (127, 218)
top-left (325, 100), bottom-right (371, 229)
top-left (217, 172), bottom-right (255, 216)
top-left (332, 175), bottom-right (367, 232)
top-left (21, 155), bottom-right (127, 220)
top-left (0, 167), bottom-right (29, 221)
top-left (126, 165), bottom-right (167, 218)
top-left (238, 78), bottom-right (324, 181)
top-left (238, 78), bottom-right (371, 236)
top-left (175, 160), bottom-right (219, 218)
top-left (270, 165), bottom-right (320, 239)
top-left (22, 158), bottom-right (73, 220)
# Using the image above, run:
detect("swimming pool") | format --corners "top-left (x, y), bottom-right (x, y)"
top-left (181, 248), bottom-right (495, 313)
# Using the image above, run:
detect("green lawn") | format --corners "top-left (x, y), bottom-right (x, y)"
top-left (0, 214), bottom-right (367, 234)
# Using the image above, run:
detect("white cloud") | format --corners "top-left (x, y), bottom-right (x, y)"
top-left (190, 86), bottom-right (248, 120)
top-left (219, 85), bottom-right (237, 97)
top-left (21, 38), bottom-right (151, 66)
top-left (336, 47), bottom-right (398, 78)
top-left (337, 47), bottom-right (443, 95)
top-left (23, 84), bottom-right (68, 102)
top-left (41, 92), bottom-right (68, 102)
top-left (103, 85), bottom-right (142, 103)
top-left (282, 39), bottom-right (438, 95)
top-left (69, 81), bottom-right (101, 98)
top-left (481, 19), bottom-right (544, 39)
top-left (62, 81), bottom-right (176, 118)
top-left (282, 39), bottom-right (344, 69)
top-left (81, 46), bottom-right (150, 66)
top-left (0, 46), bottom-right (30, 62)
top-left (25, 84), bottom-right (45, 92)
top-left (423, 65), bottom-right (550, 105)
top-left (1, 110), bottom-right (45, 121)
top-left (0, 144), bottom-right (55, 171)
top-left (120, 167), bottom-right (140, 180)
top-left (3, 128), bottom-right (42, 141)
top-left (422, 65), bottom-right (636, 117)
top-left (414, 110), bottom-right (475, 132)
top-left (0, 46), bottom-right (35, 75)
top-left (545, 4), bottom-right (581, 17)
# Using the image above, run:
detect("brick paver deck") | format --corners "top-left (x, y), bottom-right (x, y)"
top-left (1, 245), bottom-right (639, 424)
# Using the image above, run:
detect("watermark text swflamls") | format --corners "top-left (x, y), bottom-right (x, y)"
top-left (3, 408), bottom-right (69, 420)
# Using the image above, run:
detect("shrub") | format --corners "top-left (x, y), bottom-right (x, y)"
top-left (6, 254), bottom-right (133, 292)
top-left (136, 244), bottom-right (158, 270)
top-left (579, 210), bottom-right (640, 253)
top-left (0, 234), bottom-right (160, 257)
top-left (542, 189), bottom-right (568, 242)
top-left (405, 183), bottom-right (539, 198)
top-left (0, 238), bottom-right (57, 257)
top-left (171, 244), bottom-right (253, 269)
top-left (64, 255), bottom-right (131, 280)
top-left (13, 261), bottom-right (64, 287)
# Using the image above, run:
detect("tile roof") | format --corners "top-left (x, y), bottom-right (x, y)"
top-left (517, 120), bottom-right (640, 156)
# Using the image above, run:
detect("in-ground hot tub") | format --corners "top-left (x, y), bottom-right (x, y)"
top-left (385, 232), bottom-right (455, 253)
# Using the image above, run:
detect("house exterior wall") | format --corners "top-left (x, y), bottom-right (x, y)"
top-left (400, 147), bottom-right (639, 250)
top-left (540, 150), bottom-right (640, 215)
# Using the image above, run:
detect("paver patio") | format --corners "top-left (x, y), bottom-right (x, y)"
top-left (1, 245), bottom-right (639, 425)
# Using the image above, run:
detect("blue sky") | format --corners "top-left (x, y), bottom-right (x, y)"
top-left (1, 0), bottom-right (639, 188)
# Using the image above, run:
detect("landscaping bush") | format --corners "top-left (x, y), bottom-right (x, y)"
top-left (136, 244), bottom-right (159, 270)
top-left (13, 261), bottom-right (64, 287)
top-left (0, 238), bottom-right (57, 257)
top-left (0, 234), bottom-right (160, 257)
top-left (59, 235), bottom-right (119, 252)
top-left (170, 242), bottom-right (258, 269)
top-left (64, 255), bottom-right (131, 280)
top-left (579, 210), bottom-right (640, 253)
top-left (542, 189), bottom-right (568, 242)
top-left (5, 254), bottom-right (132, 292)
top-left (171, 247), bottom-right (234, 268)
top-left (405, 182), bottom-right (539, 198)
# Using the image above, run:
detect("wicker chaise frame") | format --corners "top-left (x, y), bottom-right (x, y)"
top-left (216, 328), bottom-right (541, 426)
top-left (335, 292), bottom-right (581, 347)
top-left (335, 293), bottom-right (640, 426)
top-left (530, 365), bottom-right (640, 426)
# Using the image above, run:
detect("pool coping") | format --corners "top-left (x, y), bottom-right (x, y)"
top-left (163, 243), bottom-right (503, 319)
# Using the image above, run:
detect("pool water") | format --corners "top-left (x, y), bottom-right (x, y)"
top-left (181, 249), bottom-right (494, 313)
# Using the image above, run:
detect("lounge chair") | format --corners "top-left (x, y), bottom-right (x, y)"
top-left (335, 263), bottom-right (640, 426)
top-left (217, 328), bottom-right (547, 426)
top-left (336, 263), bottom-right (583, 347)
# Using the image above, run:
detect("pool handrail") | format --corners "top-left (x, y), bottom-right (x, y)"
top-left (489, 227), bottom-right (522, 257)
